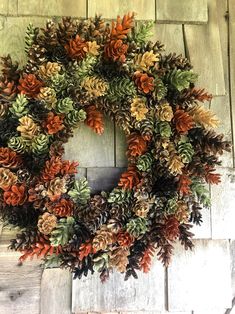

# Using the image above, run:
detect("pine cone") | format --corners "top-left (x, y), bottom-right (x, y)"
top-left (0, 167), bottom-right (17, 190)
top-left (93, 252), bottom-right (109, 272)
top-left (64, 109), bottom-right (86, 127)
top-left (175, 201), bottom-right (189, 223)
top-left (106, 218), bottom-right (122, 234)
top-left (163, 216), bottom-right (180, 241)
top-left (0, 101), bottom-right (8, 119)
top-left (31, 134), bottom-right (49, 155)
top-left (136, 153), bottom-right (153, 172)
top-left (130, 97), bottom-right (148, 121)
top-left (38, 62), bottom-right (61, 80)
top-left (47, 177), bottom-right (67, 201)
top-left (188, 104), bottom-right (220, 130)
top-left (47, 198), bottom-right (74, 217)
top-left (17, 116), bottom-right (40, 139)
top-left (156, 102), bottom-right (173, 121)
top-left (81, 76), bottom-right (108, 99)
top-left (0, 77), bottom-right (17, 101)
top-left (126, 217), bottom-right (148, 238)
top-left (3, 184), bottom-right (27, 206)
top-left (0, 147), bottom-right (22, 168)
top-left (109, 247), bottom-right (130, 272)
top-left (173, 108), bottom-right (194, 134)
top-left (118, 166), bottom-right (140, 189)
top-left (134, 115), bottom-right (154, 141)
top-left (177, 141), bottom-right (194, 163)
top-left (134, 50), bottom-right (159, 71)
top-left (132, 201), bottom-right (150, 218)
top-left (104, 39), bottom-right (128, 63)
top-left (57, 17), bottom-right (78, 45)
top-left (157, 121), bottom-right (172, 138)
top-left (37, 212), bottom-right (57, 235)
top-left (9, 229), bottom-right (38, 251)
top-left (65, 34), bottom-right (88, 60)
top-left (8, 136), bottom-right (28, 153)
top-left (37, 87), bottom-right (57, 109)
top-left (134, 71), bottom-right (154, 94)
top-left (116, 231), bottom-right (133, 247)
top-left (92, 226), bottom-right (114, 251)
top-left (10, 94), bottom-right (29, 117)
top-left (18, 74), bottom-right (43, 98)
top-left (0, 55), bottom-right (20, 82)
top-left (85, 105), bottom-right (104, 134)
top-left (127, 133), bottom-right (147, 157)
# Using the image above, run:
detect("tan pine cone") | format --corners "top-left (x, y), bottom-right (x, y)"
top-left (37, 87), bottom-right (57, 109)
top-left (87, 41), bottom-right (100, 56)
top-left (47, 177), bottom-right (67, 201)
top-left (92, 226), bottom-right (114, 251)
top-left (38, 62), bottom-right (61, 80)
top-left (131, 97), bottom-right (148, 121)
top-left (175, 201), bottom-right (189, 223)
top-left (17, 116), bottom-right (40, 139)
top-left (37, 212), bottom-right (57, 235)
top-left (109, 247), bottom-right (130, 273)
top-left (0, 168), bottom-right (17, 190)
top-left (81, 76), bottom-right (108, 98)
top-left (134, 50), bottom-right (159, 71)
top-left (132, 201), bottom-right (150, 218)
top-left (166, 143), bottom-right (184, 175)
top-left (156, 102), bottom-right (174, 122)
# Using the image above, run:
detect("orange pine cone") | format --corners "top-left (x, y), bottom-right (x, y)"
top-left (64, 34), bottom-right (88, 60)
top-left (110, 12), bottom-right (135, 40)
top-left (104, 40), bottom-right (128, 63)
top-left (79, 241), bottom-right (94, 261)
top-left (18, 74), bottom-right (43, 98)
top-left (46, 198), bottom-right (74, 217)
top-left (0, 147), bottom-right (22, 168)
top-left (85, 105), bottom-right (104, 135)
top-left (140, 246), bottom-right (155, 273)
top-left (44, 112), bottom-right (64, 135)
top-left (173, 109), bottom-right (194, 134)
top-left (127, 133), bottom-right (147, 157)
top-left (116, 231), bottom-right (134, 247)
top-left (3, 184), bottom-right (27, 206)
top-left (177, 174), bottom-right (192, 195)
top-left (118, 166), bottom-right (140, 189)
top-left (61, 160), bottom-right (79, 175)
top-left (42, 156), bottom-right (63, 181)
top-left (205, 166), bottom-right (221, 184)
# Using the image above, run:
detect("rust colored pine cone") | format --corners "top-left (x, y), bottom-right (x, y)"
top-left (118, 166), bottom-right (140, 190)
top-left (134, 71), bottom-right (154, 94)
top-left (44, 112), bottom-right (64, 135)
top-left (163, 216), bottom-right (180, 241)
top-left (0, 147), bottom-right (22, 168)
top-left (37, 212), bottom-right (57, 235)
top-left (173, 109), bottom-right (194, 134)
top-left (0, 167), bottom-right (17, 190)
top-left (47, 198), bottom-right (74, 217)
top-left (109, 247), bottom-right (130, 272)
top-left (18, 74), bottom-right (43, 98)
top-left (85, 105), bottom-right (104, 135)
top-left (3, 184), bottom-right (27, 206)
top-left (65, 35), bottom-right (88, 60)
top-left (116, 231), bottom-right (133, 247)
top-left (104, 39), bottom-right (128, 63)
top-left (47, 177), bottom-right (67, 201)
top-left (92, 226), bottom-right (114, 251)
top-left (0, 77), bottom-right (17, 101)
top-left (127, 133), bottom-right (147, 157)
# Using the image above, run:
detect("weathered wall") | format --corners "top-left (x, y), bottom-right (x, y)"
top-left (0, 0), bottom-right (235, 314)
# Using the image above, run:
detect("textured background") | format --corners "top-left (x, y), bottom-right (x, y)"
top-left (0, 0), bottom-right (235, 314)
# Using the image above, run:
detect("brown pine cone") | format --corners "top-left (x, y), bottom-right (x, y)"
top-left (0, 147), bottom-right (22, 168)
top-left (104, 39), bottom-right (128, 63)
top-left (18, 74), bottom-right (43, 98)
top-left (0, 77), bottom-right (17, 101)
top-left (38, 62), bottom-right (61, 80)
top-left (132, 201), bottom-right (150, 218)
top-left (47, 177), bottom-right (67, 201)
top-left (37, 87), bottom-right (57, 109)
top-left (46, 198), bottom-right (74, 217)
top-left (175, 201), bottom-right (189, 223)
top-left (116, 231), bottom-right (133, 247)
top-left (109, 247), bottom-right (130, 272)
top-left (127, 133), bottom-right (147, 157)
top-left (37, 212), bottom-right (57, 235)
top-left (0, 101), bottom-right (8, 119)
top-left (64, 34), bottom-right (88, 60)
top-left (106, 218), bottom-right (122, 234)
top-left (92, 226), bottom-right (114, 251)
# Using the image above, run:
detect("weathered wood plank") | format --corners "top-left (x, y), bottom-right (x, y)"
top-left (40, 269), bottom-right (72, 314)
top-left (88, 0), bottom-right (155, 20)
top-left (17, 0), bottom-right (86, 17)
top-left (87, 167), bottom-right (125, 193)
top-left (153, 24), bottom-right (185, 55)
top-left (0, 0), bottom-right (8, 15)
top-left (0, 17), bottom-right (47, 67)
top-left (229, 0), bottom-right (235, 167)
top-left (168, 240), bottom-right (232, 311)
top-left (72, 258), bottom-right (165, 312)
top-left (64, 118), bottom-right (115, 168)
top-left (115, 127), bottom-right (128, 167)
top-left (156, 0), bottom-right (208, 24)
top-left (0, 228), bottom-right (42, 314)
top-left (230, 240), bottom-right (235, 298)
top-left (8, 0), bottom-right (17, 15)
top-left (184, 0), bottom-right (225, 95)
top-left (210, 167), bottom-right (235, 239)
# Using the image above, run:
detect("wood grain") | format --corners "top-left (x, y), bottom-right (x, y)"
top-left (210, 167), bottom-right (235, 239)
top-left (72, 258), bottom-right (165, 312)
top-left (156, 0), bottom-right (208, 24)
top-left (88, 0), bottom-right (155, 20)
top-left (40, 269), bottom-right (72, 314)
top-left (184, 0), bottom-right (225, 95)
top-left (0, 0), bottom-right (8, 15)
top-left (87, 167), bottom-right (125, 193)
top-left (229, 0), bottom-right (235, 167)
top-left (17, 0), bottom-right (86, 17)
top-left (115, 127), bottom-right (128, 167)
top-left (168, 240), bottom-right (232, 311)
top-left (64, 118), bottom-right (115, 167)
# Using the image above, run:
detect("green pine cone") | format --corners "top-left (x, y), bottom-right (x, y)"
top-left (49, 73), bottom-right (68, 93)
top-left (93, 253), bottom-right (109, 272)
top-left (8, 136), bottom-right (28, 153)
top-left (25, 23), bottom-right (38, 54)
top-left (134, 115), bottom-right (154, 139)
top-left (190, 179), bottom-right (211, 208)
top-left (177, 141), bottom-right (194, 163)
top-left (136, 153), bottom-right (154, 172)
top-left (73, 55), bottom-right (97, 80)
top-left (31, 134), bottom-right (49, 155)
top-left (55, 97), bottom-right (74, 114)
top-left (157, 121), bottom-right (172, 137)
top-left (68, 178), bottom-right (91, 205)
top-left (64, 109), bottom-right (86, 127)
top-left (50, 217), bottom-right (75, 247)
top-left (126, 217), bottom-right (148, 238)
top-left (132, 21), bottom-right (154, 45)
top-left (9, 94), bottom-right (29, 117)
top-left (106, 77), bottom-right (136, 102)
top-left (153, 76), bottom-right (167, 101)
top-left (166, 69), bottom-right (198, 92)
top-left (108, 188), bottom-right (132, 205)
top-left (165, 197), bottom-right (178, 214)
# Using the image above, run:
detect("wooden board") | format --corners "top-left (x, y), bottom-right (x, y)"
top-left (229, 0), bottom-right (235, 167)
top-left (72, 258), bottom-right (165, 312)
top-left (153, 23), bottom-right (185, 55)
top-left (88, 0), bottom-right (155, 20)
top-left (156, 0), bottom-right (208, 24)
top-left (40, 269), bottom-right (72, 314)
top-left (115, 127), bottom-right (128, 167)
top-left (64, 118), bottom-right (115, 168)
top-left (184, 0), bottom-right (226, 95)
top-left (168, 240), bottom-right (232, 311)
top-left (0, 0), bottom-right (8, 15)
top-left (210, 167), bottom-right (235, 239)
top-left (17, 0), bottom-right (86, 17)
top-left (87, 167), bottom-right (125, 193)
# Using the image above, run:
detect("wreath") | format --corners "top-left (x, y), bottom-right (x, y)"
top-left (0, 14), bottom-right (230, 281)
